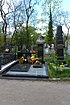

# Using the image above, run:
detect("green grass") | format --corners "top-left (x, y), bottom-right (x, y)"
top-left (44, 53), bottom-right (70, 78)
top-left (48, 63), bottom-right (70, 78)
top-left (65, 57), bottom-right (70, 67)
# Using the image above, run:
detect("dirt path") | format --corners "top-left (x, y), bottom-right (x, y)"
top-left (0, 79), bottom-right (70, 105)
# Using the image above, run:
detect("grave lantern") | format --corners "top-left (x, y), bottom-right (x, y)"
top-left (36, 36), bottom-right (45, 63)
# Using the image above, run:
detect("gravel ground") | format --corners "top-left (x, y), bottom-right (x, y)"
top-left (0, 79), bottom-right (70, 105)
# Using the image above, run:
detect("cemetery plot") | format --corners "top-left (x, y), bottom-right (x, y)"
top-left (0, 35), bottom-right (48, 79)
top-left (1, 62), bottom-right (48, 79)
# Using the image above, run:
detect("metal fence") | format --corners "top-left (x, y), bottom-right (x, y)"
top-left (0, 53), bottom-right (16, 65)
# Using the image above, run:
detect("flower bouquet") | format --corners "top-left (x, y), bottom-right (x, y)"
top-left (33, 60), bottom-right (42, 68)
top-left (35, 60), bottom-right (41, 65)
top-left (19, 56), bottom-right (27, 64)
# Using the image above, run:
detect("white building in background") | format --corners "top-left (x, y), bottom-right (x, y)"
top-left (44, 44), bottom-right (55, 54)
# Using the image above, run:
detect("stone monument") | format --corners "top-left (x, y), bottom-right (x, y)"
top-left (0, 56), bottom-right (1, 70)
top-left (36, 35), bottom-right (45, 63)
top-left (55, 26), bottom-right (64, 62)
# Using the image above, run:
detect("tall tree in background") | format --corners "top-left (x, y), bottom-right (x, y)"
top-left (41, 0), bottom-right (63, 43)
top-left (47, 4), bottom-right (53, 48)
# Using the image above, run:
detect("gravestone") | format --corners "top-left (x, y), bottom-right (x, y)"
top-left (36, 36), bottom-right (45, 63)
top-left (0, 56), bottom-right (1, 69)
top-left (55, 26), bottom-right (64, 62)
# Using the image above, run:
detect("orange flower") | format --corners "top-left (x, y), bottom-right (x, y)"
top-left (19, 58), bottom-right (23, 63)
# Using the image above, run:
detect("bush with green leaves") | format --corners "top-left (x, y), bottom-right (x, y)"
top-left (66, 57), bottom-right (70, 67)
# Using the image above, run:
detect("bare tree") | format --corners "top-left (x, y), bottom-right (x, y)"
top-left (23, 0), bottom-right (38, 49)
top-left (0, 0), bottom-right (11, 49)
top-left (62, 12), bottom-right (70, 52)
top-left (6, 0), bottom-right (24, 51)
top-left (6, 0), bottom-right (23, 34)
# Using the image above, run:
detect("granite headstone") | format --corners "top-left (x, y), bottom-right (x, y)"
top-left (36, 36), bottom-right (45, 63)
top-left (55, 26), bottom-right (64, 62)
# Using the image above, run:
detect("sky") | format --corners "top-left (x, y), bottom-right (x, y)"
top-left (62, 0), bottom-right (70, 11)
top-left (0, 0), bottom-right (70, 35)
top-left (38, 0), bottom-right (70, 34)
top-left (61, 0), bottom-right (70, 34)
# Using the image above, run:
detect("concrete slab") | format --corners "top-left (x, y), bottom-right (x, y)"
top-left (1, 63), bottom-right (48, 78)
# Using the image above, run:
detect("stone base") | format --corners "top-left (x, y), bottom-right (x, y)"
top-left (57, 59), bottom-right (66, 64)
top-left (33, 64), bottom-right (43, 68)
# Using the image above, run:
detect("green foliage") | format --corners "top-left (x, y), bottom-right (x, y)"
top-left (45, 53), bottom-right (57, 65)
top-left (47, 5), bottom-right (53, 47)
top-left (0, 33), bottom-right (4, 46)
top-left (28, 26), bottom-right (36, 45)
top-left (49, 64), bottom-right (70, 78)
top-left (0, 28), bottom-right (2, 33)
top-left (12, 26), bottom-right (39, 48)
top-left (31, 33), bottom-right (40, 45)
top-left (27, 26), bottom-right (40, 46)
top-left (46, 53), bottom-right (70, 78)
top-left (42, 0), bottom-right (63, 26)
top-left (65, 57), bottom-right (70, 67)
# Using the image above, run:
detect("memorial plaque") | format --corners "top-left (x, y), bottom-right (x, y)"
top-left (57, 44), bottom-right (64, 49)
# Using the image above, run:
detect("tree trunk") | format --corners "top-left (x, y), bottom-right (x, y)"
top-left (26, 18), bottom-right (30, 50)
